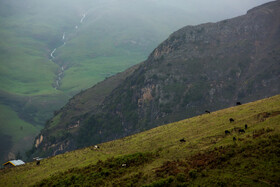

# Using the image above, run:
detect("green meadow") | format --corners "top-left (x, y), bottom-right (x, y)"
top-left (60, 55), bottom-right (145, 93)
top-left (0, 0), bottom-right (273, 169)
top-left (0, 104), bottom-right (41, 160)
top-left (1, 95), bottom-right (279, 186)
top-left (0, 26), bottom-right (57, 96)
top-left (0, 0), bottom-right (192, 162)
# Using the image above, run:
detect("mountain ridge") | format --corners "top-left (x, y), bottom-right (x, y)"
top-left (2, 0), bottom-right (211, 162)
top-left (31, 0), bottom-right (280, 158)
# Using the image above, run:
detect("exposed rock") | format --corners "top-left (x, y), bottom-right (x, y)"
top-left (35, 135), bottom-right (43, 148)
top-left (31, 1), bottom-right (280, 158)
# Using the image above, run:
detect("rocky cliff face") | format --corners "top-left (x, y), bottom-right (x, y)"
top-left (31, 1), bottom-right (280, 158)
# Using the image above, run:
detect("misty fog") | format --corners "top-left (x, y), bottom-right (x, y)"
top-left (0, 0), bottom-right (274, 163)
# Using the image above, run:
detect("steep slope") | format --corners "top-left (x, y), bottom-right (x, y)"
top-left (1, 94), bottom-right (280, 186)
top-left (32, 1), bottom-right (280, 157)
top-left (27, 63), bottom-right (140, 156)
top-left (2, 0), bottom-right (245, 162)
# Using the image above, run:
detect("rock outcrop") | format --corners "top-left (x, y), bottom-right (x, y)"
top-left (30, 1), bottom-right (280, 158)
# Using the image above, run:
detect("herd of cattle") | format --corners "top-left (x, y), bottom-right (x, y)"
top-left (180, 102), bottom-right (248, 143)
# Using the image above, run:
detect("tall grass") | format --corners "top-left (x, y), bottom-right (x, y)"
top-left (0, 95), bottom-right (279, 186)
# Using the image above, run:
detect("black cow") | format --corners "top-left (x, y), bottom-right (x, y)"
top-left (225, 130), bottom-right (230, 135)
top-left (205, 110), bottom-right (211, 114)
top-left (229, 118), bottom-right (234, 123)
top-left (180, 138), bottom-right (186, 142)
top-left (245, 124), bottom-right (248, 129)
top-left (239, 129), bottom-right (245, 133)
top-left (233, 137), bottom-right (236, 141)
top-left (236, 102), bottom-right (242, 106)
top-left (36, 161), bottom-right (40, 166)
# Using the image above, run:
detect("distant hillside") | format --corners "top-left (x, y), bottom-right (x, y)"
top-left (30, 1), bottom-right (280, 158)
top-left (1, 94), bottom-right (280, 186)
top-left (1, 0), bottom-right (227, 163)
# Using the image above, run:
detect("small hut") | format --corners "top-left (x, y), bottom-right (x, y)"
top-left (3, 160), bottom-right (25, 168)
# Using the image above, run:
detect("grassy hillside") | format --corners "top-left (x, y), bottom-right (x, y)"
top-left (1, 94), bottom-right (279, 186)
top-left (0, 0), bottom-right (82, 162)
top-left (0, 0), bottom-right (191, 161)
top-left (0, 104), bottom-right (41, 162)
top-left (0, 0), bottom-right (212, 162)
top-left (0, 0), bottom-right (273, 165)
top-left (43, 63), bottom-right (140, 136)
top-left (0, 91), bottom-right (70, 162)
top-left (34, 1), bottom-right (280, 158)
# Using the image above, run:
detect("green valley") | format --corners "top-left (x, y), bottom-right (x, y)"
top-left (0, 0), bottom-right (274, 167)
top-left (0, 104), bottom-right (40, 161)
top-left (32, 0), bottom-right (280, 158)
top-left (0, 0), bottom-right (211, 162)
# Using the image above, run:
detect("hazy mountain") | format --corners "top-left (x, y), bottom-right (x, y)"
top-left (1, 0), bottom-right (271, 162)
top-left (30, 1), bottom-right (280, 158)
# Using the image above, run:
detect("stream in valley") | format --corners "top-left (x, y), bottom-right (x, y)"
top-left (49, 13), bottom-right (87, 90)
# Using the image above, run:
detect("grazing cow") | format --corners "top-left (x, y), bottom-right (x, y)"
top-left (225, 130), bottom-right (230, 135)
top-left (233, 137), bottom-right (236, 141)
top-left (229, 118), bottom-right (234, 123)
top-left (245, 124), bottom-right (248, 129)
top-left (205, 110), bottom-right (210, 114)
top-left (236, 102), bottom-right (242, 105)
top-left (122, 164), bottom-right (127, 167)
top-left (239, 129), bottom-right (245, 133)
top-left (94, 145), bottom-right (100, 149)
top-left (36, 161), bottom-right (40, 166)
top-left (180, 138), bottom-right (186, 142)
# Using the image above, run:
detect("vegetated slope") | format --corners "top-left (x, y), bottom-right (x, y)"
top-left (1, 0), bottom-right (225, 162)
top-left (1, 0), bottom-right (253, 163)
top-left (32, 1), bottom-right (280, 158)
top-left (0, 104), bottom-right (41, 161)
top-left (0, 0), bottom-right (78, 162)
top-left (1, 95), bottom-right (280, 186)
top-left (27, 64), bottom-right (141, 157)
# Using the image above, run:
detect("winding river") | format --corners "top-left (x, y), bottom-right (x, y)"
top-left (49, 13), bottom-right (87, 90)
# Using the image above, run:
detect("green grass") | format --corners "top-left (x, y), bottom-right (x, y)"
top-left (0, 91), bottom-right (69, 164)
top-left (1, 1), bottom-right (279, 185)
top-left (0, 104), bottom-right (41, 156)
top-left (0, 2), bottom-right (81, 162)
top-left (0, 0), bottom-right (182, 150)
top-left (0, 0), bottom-right (199, 153)
top-left (60, 55), bottom-right (145, 93)
top-left (150, 134), bottom-right (279, 186)
top-left (43, 63), bottom-right (140, 136)
top-left (34, 152), bottom-right (155, 186)
top-left (0, 0), bottom-right (81, 96)
top-left (0, 94), bottom-right (279, 186)
top-left (0, 30), bottom-right (58, 96)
